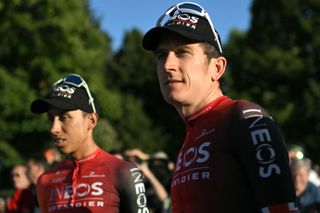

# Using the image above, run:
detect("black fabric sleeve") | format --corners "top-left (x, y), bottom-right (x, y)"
top-left (117, 163), bottom-right (150, 213)
top-left (232, 100), bottom-right (297, 210)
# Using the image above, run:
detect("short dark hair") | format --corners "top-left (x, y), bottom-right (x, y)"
top-left (201, 42), bottom-right (221, 60)
top-left (200, 42), bottom-right (225, 87)
top-left (82, 111), bottom-right (89, 116)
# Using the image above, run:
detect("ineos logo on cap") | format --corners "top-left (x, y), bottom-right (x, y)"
top-left (52, 84), bottom-right (76, 99)
top-left (167, 14), bottom-right (199, 30)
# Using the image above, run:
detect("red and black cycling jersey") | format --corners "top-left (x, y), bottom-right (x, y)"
top-left (37, 148), bottom-right (149, 213)
top-left (171, 96), bottom-right (298, 213)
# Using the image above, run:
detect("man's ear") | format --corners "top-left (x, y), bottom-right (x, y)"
top-left (210, 56), bottom-right (227, 81)
top-left (87, 113), bottom-right (98, 130)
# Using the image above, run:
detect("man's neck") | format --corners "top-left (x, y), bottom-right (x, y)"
top-left (70, 139), bottom-right (98, 160)
top-left (176, 88), bottom-right (224, 119)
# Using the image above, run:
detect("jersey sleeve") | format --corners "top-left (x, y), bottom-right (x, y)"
top-left (116, 163), bottom-right (150, 213)
top-left (232, 100), bottom-right (299, 213)
top-left (36, 174), bottom-right (49, 213)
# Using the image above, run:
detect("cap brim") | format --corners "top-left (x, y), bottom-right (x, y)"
top-left (31, 98), bottom-right (78, 114)
top-left (143, 26), bottom-right (209, 51)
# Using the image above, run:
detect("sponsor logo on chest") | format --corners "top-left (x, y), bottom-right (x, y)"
top-left (48, 182), bottom-right (104, 212)
top-left (172, 138), bottom-right (212, 188)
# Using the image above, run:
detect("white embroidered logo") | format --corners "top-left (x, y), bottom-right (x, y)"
top-left (52, 84), bottom-right (76, 99)
top-left (82, 171), bottom-right (106, 178)
top-left (195, 128), bottom-right (215, 140)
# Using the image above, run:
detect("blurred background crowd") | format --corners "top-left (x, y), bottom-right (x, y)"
top-left (1, 144), bottom-right (320, 213)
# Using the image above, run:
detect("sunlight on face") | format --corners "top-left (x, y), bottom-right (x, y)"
top-left (47, 106), bottom-right (90, 158)
top-left (155, 33), bottom-right (213, 107)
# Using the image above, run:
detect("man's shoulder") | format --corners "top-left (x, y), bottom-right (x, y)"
top-left (98, 149), bottom-right (136, 170)
top-left (210, 96), bottom-right (260, 112)
top-left (97, 150), bottom-right (139, 185)
top-left (211, 97), bottom-right (267, 119)
top-left (234, 99), bottom-right (264, 110)
top-left (232, 99), bottom-right (270, 119)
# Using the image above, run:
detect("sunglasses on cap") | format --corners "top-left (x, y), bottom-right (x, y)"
top-left (156, 2), bottom-right (223, 54)
top-left (53, 74), bottom-right (97, 113)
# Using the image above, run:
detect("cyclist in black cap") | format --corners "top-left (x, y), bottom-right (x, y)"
top-left (142, 2), bottom-right (298, 213)
top-left (31, 73), bottom-right (149, 213)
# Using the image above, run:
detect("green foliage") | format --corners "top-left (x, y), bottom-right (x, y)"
top-left (107, 29), bottom-right (156, 94)
top-left (94, 118), bottom-right (120, 152)
top-left (0, 67), bottom-right (45, 144)
top-left (0, 0), bottom-right (111, 93)
top-left (111, 94), bottom-right (168, 152)
top-left (0, 141), bottom-right (24, 167)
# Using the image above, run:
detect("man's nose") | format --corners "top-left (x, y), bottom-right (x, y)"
top-left (163, 51), bottom-right (178, 72)
top-left (50, 117), bottom-right (61, 135)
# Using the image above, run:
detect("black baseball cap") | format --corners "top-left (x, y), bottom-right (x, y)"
top-left (142, 12), bottom-right (222, 53)
top-left (31, 74), bottom-right (99, 114)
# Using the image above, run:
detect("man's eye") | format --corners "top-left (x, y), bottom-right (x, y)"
top-left (59, 114), bottom-right (68, 121)
top-left (176, 49), bottom-right (189, 56)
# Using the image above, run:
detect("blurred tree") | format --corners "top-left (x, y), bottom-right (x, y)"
top-left (0, 141), bottom-right (24, 167)
top-left (94, 118), bottom-right (120, 152)
top-left (224, 0), bottom-right (320, 161)
top-left (113, 94), bottom-right (168, 151)
top-left (106, 29), bottom-right (155, 93)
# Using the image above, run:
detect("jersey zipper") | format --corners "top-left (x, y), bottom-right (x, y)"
top-left (71, 160), bottom-right (79, 205)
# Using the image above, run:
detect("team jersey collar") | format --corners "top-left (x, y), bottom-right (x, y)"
top-left (70, 147), bottom-right (102, 164)
top-left (186, 96), bottom-right (229, 125)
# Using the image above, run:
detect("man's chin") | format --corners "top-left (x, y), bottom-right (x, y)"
top-left (165, 95), bottom-right (185, 105)
top-left (55, 145), bottom-right (69, 155)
